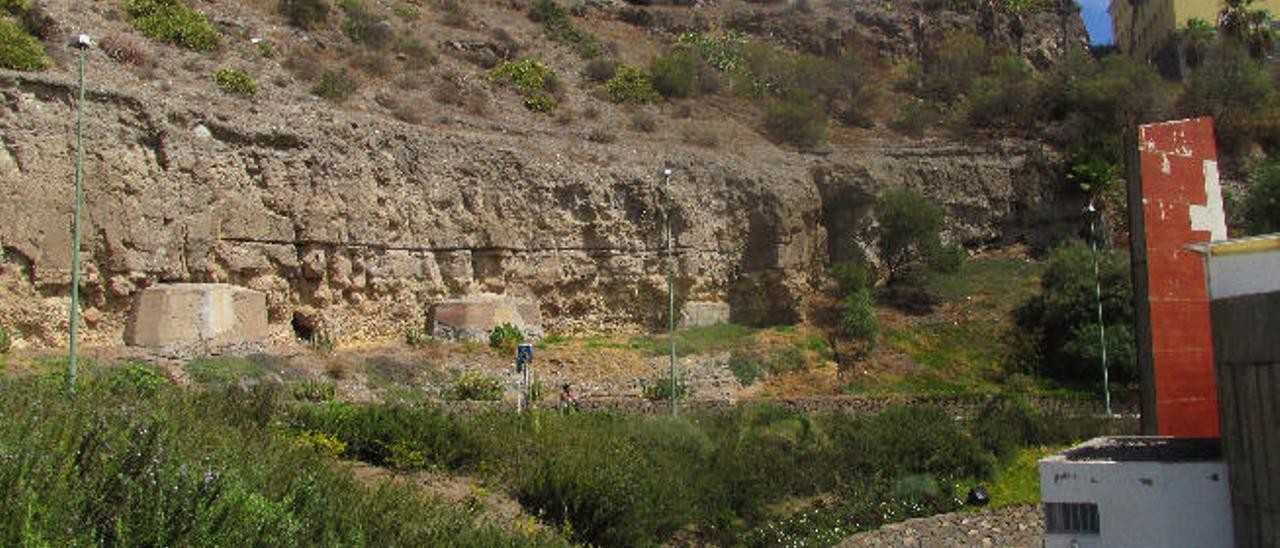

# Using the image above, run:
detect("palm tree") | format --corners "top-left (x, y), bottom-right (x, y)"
top-left (1219, 0), bottom-right (1275, 57)
top-left (1181, 18), bottom-right (1218, 69)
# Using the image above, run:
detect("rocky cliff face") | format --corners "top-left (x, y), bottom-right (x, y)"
top-left (0, 70), bottom-right (1076, 348)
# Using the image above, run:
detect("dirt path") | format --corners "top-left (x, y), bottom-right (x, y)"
top-left (837, 505), bottom-right (1043, 548)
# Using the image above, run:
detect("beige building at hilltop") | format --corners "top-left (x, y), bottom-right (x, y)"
top-left (1111, 0), bottom-right (1280, 59)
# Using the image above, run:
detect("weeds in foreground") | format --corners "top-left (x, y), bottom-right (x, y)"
top-left (0, 379), bottom-right (566, 546)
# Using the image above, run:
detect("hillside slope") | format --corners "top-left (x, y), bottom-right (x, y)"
top-left (0, 0), bottom-right (1087, 347)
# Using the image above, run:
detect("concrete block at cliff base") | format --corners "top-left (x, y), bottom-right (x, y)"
top-left (429, 294), bottom-right (543, 342)
top-left (125, 284), bottom-right (268, 356)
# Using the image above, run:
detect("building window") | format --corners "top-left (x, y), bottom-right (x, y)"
top-left (1044, 502), bottom-right (1100, 535)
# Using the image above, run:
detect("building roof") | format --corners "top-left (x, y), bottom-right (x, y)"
top-left (1057, 436), bottom-right (1222, 462)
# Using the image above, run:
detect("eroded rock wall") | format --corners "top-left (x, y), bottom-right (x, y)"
top-left (0, 72), bottom-right (1074, 348)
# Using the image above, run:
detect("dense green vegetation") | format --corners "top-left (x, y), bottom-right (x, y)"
top-left (212, 67), bottom-right (259, 97)
top-left (288, 394), bottom-right (1107, 546)
top-left (0, 374), bottom-right (566, 547)
top-left (125, 0), bottom-right (221, 51)
top-left (1016, 240), bottom-right (1135, 384)
top-left (0, 17), bottom-right (47, 70)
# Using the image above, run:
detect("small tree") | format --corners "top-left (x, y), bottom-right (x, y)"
top-left (1015, 240), bottom-right (1136, 383)
top-left (874, 188), bottom-right (945, 283)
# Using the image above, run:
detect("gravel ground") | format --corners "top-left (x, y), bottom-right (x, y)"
top-left (838, 504), bottom-right (1044, 548)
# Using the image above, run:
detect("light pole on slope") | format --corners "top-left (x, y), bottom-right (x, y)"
top-left (67, 34), bottom-right (93, 394)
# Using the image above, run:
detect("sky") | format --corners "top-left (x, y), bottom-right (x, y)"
top-left (1078, 0), bottom-right (1115, 45)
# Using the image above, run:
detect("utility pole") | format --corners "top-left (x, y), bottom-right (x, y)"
top-left (663, 168), bottom-right (677, 416)
top-left (67, 34), bottom-right (93, 394)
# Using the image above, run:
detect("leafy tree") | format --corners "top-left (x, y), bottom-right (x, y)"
top-left (650, 47), bottom-right (699, 98)
top-left (1179, 17), bottom-right (1217, 69)
top-left (1243, 159), bottom-right (1280, 234)
top-left (1180, 43), bottom-right (1279, 153)
top-left (1219, 0), bottom-right (1275, 58)
top-left (921, 31), bottom-right (988, 101)
top-left (968, 55), bottom-right (1037, 128)
top-left (1015, 240), bottom-right (1136, 383)
top-left (762, 92), bottom-right (827, 150)
top-left (874, 188), bottom-right (946, 283)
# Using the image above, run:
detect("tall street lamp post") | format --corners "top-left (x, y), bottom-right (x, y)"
top-left (663, 168), bottom-right (677, 416)
top-left (1087, 202), bottom-right (1112, 416)
top-left (67, 34), bottom-right (93, 393)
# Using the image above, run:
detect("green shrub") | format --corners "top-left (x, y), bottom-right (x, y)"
top-left (279, 0), bottom-right (328, 30)
top-left (489, 322), bottom-right (524, 354)
top-left (866, 404), bottom-right (992, 480)
top-left (875, 187), bottom-right (945, 282)
top-left (971, 394), bottom-right (1047, 460)
top-left (890, 98), bottom-right (942, 137)
top-left (1015, 240), bottom-right (1136, 383)
top-left (337, 0), bottom-right (391, 49)
top-left (523, 91), bottom-right (557, 112)
top-left (451, 372), bottom-right (504, 401)
top-left (0, 380), bottom-right (561, 546)
top-left (527, 0), bottom-right (602, 58)
top-left (0, 0), bottom-right (28, 14)
top-left (650, 47), bottom-right (699, 98)
top-left (840, 288), bottom-right (878, 349)
top-left (925, 241), bottom-right (965, 274)
top-left (125, 0), bottom-right (221, 51)
top-left (212, 68), bottom-right (259, 96)
top-left (105, 363), bottom-right (168, 396)
top-left (489, 59), bottom-right (555, 91)
top-left (313, 68), bottom-right (358, 102)
top-left (489, 59), bottom-right (560, 111)
top-left (728, 350), bottom-right (766, 385)
top-left (293, 379), bottom-right (337, 402)
top-left (0, 324), bottom-right (9, 353)
top-left (604, 65), bottom-right (660, 104)
top-left (0, 18), bottom-right (48, 71)
top-left (1243, 158), bottom-right (1280, 234)
top-left (762, 93), bottom-right (827, 149)
top-left (293, 430), bottom-right (346, 458)
top-left (642, 374), bottom-right (688, 402)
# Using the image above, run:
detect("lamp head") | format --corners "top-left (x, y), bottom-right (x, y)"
top-left (69, 34), bottom-right (94, 50)
top-left (663, 168), bottom-right (673, 177)
top-left (1085, 202), bottom-right (1097, 214)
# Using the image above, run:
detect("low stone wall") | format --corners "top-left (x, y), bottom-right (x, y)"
top-left (435, 395), bottom-right (1140, 424)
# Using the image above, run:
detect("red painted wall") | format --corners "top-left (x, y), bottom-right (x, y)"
top-left (1138, 117), bottom-right (1221, 438)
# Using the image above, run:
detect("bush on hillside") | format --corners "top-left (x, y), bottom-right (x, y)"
top-left (865, 404), bottom-right (992, 480)
top-left (125, 0), bottom-right (220, 51)
top-left (488, 322), bottom-right (524, 354)
top-left (313, 68), bottom-right (358, 102)
top-left (972, 394), bottom-right (1047, 460)
top-left (919, 31), bottom-right (987, 101)
top-left (840, 289), bottom-right (878, 352)
top-left (279, 0), bottom-right (328, 30)
top-left (650, 47), bottom-right (700, 98)
top-left (604, 65), bottom-right (660, 104)
top-left (0, 18), bottom-right (48, 71)
top-left (0, 324), bottom-right (10, 353)
top-left (762, 92), bottom-right (826, 149)
top-left (890, 98), bottom-right (942, 137)
top-left (1015, 239), bottom-right (1136, 383)
top-left (968, 55), bottom-right (1037, 129)
top-left (1181, 43), bottom-right (1279, 154)
top-left (212, 68), bottom-right (258, 96)
top-left (527, 0), bottom-right (602, 58)
top-left (1243, 159), bottom-right (1280, 234)
top-left (450, 372), bottom-right (503, 401)
top-left (874, 188), bottom-right (945, 282)
top-left (489, 59), bottom-right (560, 112)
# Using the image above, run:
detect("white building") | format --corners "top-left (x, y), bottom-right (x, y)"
top-left (1040, 436), bottom-right (1234, 548)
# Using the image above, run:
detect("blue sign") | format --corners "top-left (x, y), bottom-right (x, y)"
top-left (515, 343), bottom-right (534, 372)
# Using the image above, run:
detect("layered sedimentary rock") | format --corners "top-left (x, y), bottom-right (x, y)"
top-left (0, 72), bottom-right (1076, 348)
